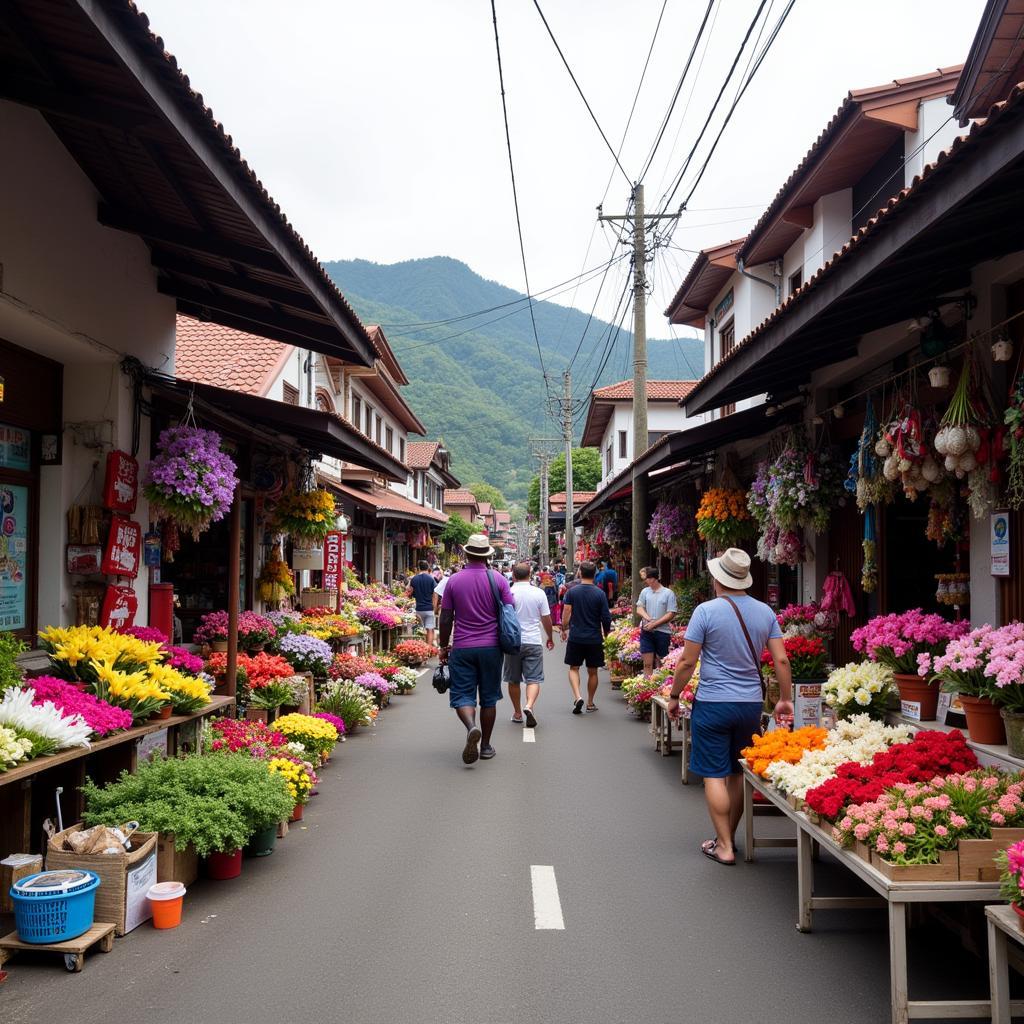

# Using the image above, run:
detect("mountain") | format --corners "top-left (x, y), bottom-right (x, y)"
top-left (324, 256), bottom-right (704, 503)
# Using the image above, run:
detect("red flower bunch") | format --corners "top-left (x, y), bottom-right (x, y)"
top-left (209, 717), bottom-right (288, 756)
top-left (330, 652), bottom-right (375, 680)
top-left (762, 635), bottom-right (827, 678)
top-left (204, 651), bottom-right (293, 689)
top-left (804, 729), bottom-right (978, 820)
top-left (302, 606), bottom-right (336, 619)
top-left (394, 639), bottom-right (437, 665)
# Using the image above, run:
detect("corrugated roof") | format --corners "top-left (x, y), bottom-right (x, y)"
top-left (175, 315), bottom-right (291, 396)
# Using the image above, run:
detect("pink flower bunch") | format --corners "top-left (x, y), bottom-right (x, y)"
top-left (29, 676), bottom-right (133, 737)
top-left (165, 646), bottom-right (204, 676)
top-left (311, 711), bottom-right (346, 736)
top-left (851, 609), bottom-right (970, 675)
top-left (930, 622), bottom-right (1024, 706)
top-left (123, 625), bottom-right (169, 644)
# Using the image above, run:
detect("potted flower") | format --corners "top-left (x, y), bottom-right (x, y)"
top-left (278, 633), bottom-right (333, 678)
top-left (394, 639), bottom-right (436, 667)
top-left (353, 671), bottom-right (397, 708)
top-left (997, 839), bottom-right (1024, 924)
top-left (267, 756), bottom-right (316, 825)
top-left (316, 680), bottom-right (376, 734)
top-left (851, 609), bottom-right (970, 721)
top-left (194, 610), bottom-right (230, 652)
top-left (822, 662), bottom-right (895, 721)
top-left (272, 487), bottom-right (337, 550)
top-left (238, 611), bottom-right (276, 653)
top-left (246, 680), bottom-right (295, 722)
top-left (143, 425), bottom-right (238, 540)
top-left (273, 712), bottom-right (339, 764)
top-left (695, 488), bottom-right (755, 549)
top-left (646, 502), bottom-right (698, 559)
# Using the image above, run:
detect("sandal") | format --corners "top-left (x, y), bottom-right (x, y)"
top-left (700, 838), bottom-right (735, 866)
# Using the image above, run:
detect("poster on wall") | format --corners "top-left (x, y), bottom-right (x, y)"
top-left (101, 585), bottom-right (138, 630)
top-left (0, 484), bottom-right (28, 630)
top-left (102, 450), bottom-right (139, 513)
top-left (992, 510), bottom-right (1011, 577)
top-left (102, 517), bottom-right (142, 577)
top-left (323, 530), bottom-right (343, 592)
top-left (0, 423), bottom-right (30, 471)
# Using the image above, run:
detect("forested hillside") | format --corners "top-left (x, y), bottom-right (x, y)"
top-left (325, 257), bottom-right (703, 503)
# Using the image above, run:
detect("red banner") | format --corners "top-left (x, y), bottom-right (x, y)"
top-left (323, 530), bottom-right (343, 592)
top-left (102, 516), bottom-right (142, 577)
top-left (101, 584), bottom-right (138, 630)
top-left (102, 450), bottom-right (139, 513)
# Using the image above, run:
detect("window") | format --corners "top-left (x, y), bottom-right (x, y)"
top-left (375, 415), bottom-right (382, 445)
top-left (352, 394), bottom-right (362, 429)
top-left (718, 319), bottom-right (736, 417)
top-left (413, 473), bottom-right (419, 499)
top-left (788, 269), bottom-right (803, 296)
top-left (365, 405), bottom-right (373, 435)
top-left (618, 430), bottom-right (627, 459)
top-left (399, 437), bottom-right (406, 463)
top-left (606, 444), bottom-right (613, 475)
top-left (386, 426), bottom-right (394, 452)
top-left (282, 381), bottom-right (299, 406)
top-left (648, 431), bottom-right (669, 447)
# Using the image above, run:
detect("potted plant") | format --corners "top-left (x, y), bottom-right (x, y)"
top-left (822, 662), bottom-right (896, 721)
top-left (195, 610), bottom-right (230, 652)
top-left (997, 839), bottom-right (1024, 924)
top-left (246, 680), bottom-right (294, 722)
top-left (273, 712), bottom-right (339, 764)
top-left (851, 610), bottom-right (970, 721)
top-left (238, 611), bottom-right (277, 653)
top-left (267, 756), bottom-right (315, 824)
top-left (143, 425), bottom-right (238, 540)
top-left (278, 633), bottom-right (333, 678)
top-left (393, 639), bottom-right (437, 667)
top-left (256, 555), bottom-right (296, 604)
top-left (316, 680), bottom-right (376, 734)
top-left (272, 487), bottom-right (337, 550)
top-left (695, 488), bottom-right (756, 549)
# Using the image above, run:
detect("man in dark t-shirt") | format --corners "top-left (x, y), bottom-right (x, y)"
top-left (406, 560), bottom-right (438, 647)
top-left (560, 561), bottom-right (612, 714)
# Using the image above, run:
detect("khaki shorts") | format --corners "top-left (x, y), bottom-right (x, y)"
top-left (502, 644), bottom-right (544, 684)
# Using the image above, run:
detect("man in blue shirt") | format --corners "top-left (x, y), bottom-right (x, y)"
top-left (595, 560), bottom-right (619, 607)
top-left (560, 561), bottom-right (611, 714)
top-left (406, 560), bottom-right (438, 647)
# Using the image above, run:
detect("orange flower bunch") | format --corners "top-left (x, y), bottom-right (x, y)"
top-left (696, 488), bottom-right (751, 524)
top-left (742, 725), bottom-right (828, 777)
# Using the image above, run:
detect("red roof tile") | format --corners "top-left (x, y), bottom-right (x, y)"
top-left (175, 315), bottom-right (290, 395)
top-left (329, 481), bottom-right (448, 524)
top-left (444, 489), bottom-right (479, 507)
top-left (406, 441), bottom-right (441, 469)
top-left (592, 380), bottom-right (698, 401)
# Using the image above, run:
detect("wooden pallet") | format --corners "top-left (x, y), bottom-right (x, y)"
top-left (0, 922), bottom-right (115, 972)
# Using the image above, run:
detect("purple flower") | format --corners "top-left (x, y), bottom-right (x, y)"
top-left (279, 633), bottom-right (333, 674)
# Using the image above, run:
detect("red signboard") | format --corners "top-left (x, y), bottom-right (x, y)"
top-left (102, 450), bottom-right (139, 513)
top-left (323, 530), bottom-right (343, 592)
top-left (102, 516), bottom-right (142, 577)
top-left (101, 584), bottom-right (138, 630)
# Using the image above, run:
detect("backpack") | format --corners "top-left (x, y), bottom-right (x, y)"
top-left (486, 570), bottom-right (521, 655)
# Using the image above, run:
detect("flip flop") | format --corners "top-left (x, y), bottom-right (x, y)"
top-left (462, 727), bottom-right (482, 765)
top-left (585, 705), bottom-right (598, 713)
top-left (523, 707), bottom-right (537, 728)
top-left (701, 838), bottom-right (735, 866)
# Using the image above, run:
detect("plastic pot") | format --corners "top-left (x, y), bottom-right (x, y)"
top-left (147, 881), bottom-right (186, 929)
top-left (205, 848), bottom-right (242, 880)
top-left (1002, 709), bottom-right (1024, 758)
top-left (289, 803), bottom-right (304, 823)
top-left (959, 694), bottom-right (1006, 745)
top-left (244, 823), bottom-right (278, 858)
top-left (893, 673), bottom-right (939, 721)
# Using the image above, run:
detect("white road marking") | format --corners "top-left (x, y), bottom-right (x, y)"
top-left (530, 865), bottom-right (565, 930)
top-left (523, 730), bottom-right (536, 743)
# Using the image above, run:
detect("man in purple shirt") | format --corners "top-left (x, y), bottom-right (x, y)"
top-left (439, 534), bottom-right (515, 765)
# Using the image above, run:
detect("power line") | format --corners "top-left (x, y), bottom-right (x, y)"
top-left (531, 0), bottom-right (633, 189)
top-left (490, 0), bottom-right (550, 393)
top-left (637, 0), bottom-right (716, 184)
top-left (565, 248), bottom-right (623, 372)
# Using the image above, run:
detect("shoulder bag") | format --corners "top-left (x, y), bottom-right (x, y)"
top-left (486, 570), bottom-right (522, 655)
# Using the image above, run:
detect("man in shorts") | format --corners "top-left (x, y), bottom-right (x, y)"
top-left (406, 560), bottom-right (438, 646)
top-left (439, 537), bottom-right (514, 764)
top-left (560, 561), bottom-right (611, 714)
top-left (636, 566), bottom-right (677, 677)
top-left (503, 562), bottom-right (554, 728)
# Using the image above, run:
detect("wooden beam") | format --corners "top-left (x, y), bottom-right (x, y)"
top-left (863, 98), bottom-right (919, 131)
top-left (781, 204), bottom-right (814, 229)
top-left (98, 203), bottom-right (286, 272)
top-left (150, 250), bottom-right (324, 314)
top-left (158, 278), bottom-right (345, 347)
top-left (0, 75), bottom-right (157, 131)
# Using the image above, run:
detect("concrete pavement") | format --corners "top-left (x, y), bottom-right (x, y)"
top-left (1, 645), bottom-right (997, 1023)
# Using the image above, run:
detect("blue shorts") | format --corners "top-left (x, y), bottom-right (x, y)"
top-left (639, 630), bottom-right (670, 658)
top-left (689, 700), bottom-right (764, 778)
top-left (448, 646), bottom-right (504, 709)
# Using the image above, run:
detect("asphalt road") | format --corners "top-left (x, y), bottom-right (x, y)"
top-left (1, 645), bottom-right (1006, 1023)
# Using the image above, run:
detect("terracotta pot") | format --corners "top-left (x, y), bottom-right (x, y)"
top-left (153, 704), bottom-right (172, 720)
top-left (211, 639), bottom-right (229, 653)
top-left (289, 803), bottom-right (304, 823)
top-left (959, 694), bottom-right (1006, 745)
top-left (1014, 903), bottom-right (1024, 929)
top-left (1002, 709), bottom-right (1024, 758)
top-left (205, 848), bottom-right (242, 880)
top-left (244, 707), bottom-right (268, 724)
top-left (893, 673), bottom-right (939, 721)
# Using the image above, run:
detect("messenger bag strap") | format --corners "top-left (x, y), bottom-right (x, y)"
top-left (484, 569), bottom-right (502, 618)
top-left (721, 596), bottom-right (767, 700)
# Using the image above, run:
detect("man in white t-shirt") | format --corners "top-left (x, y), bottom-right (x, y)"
top-left (503, 562), bottom-right (554, 728)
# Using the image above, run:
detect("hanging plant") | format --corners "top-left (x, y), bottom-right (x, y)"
top-left (646, 502), bottom-right (698, 559)
top-left (934, 359), bottom-right (982, 477)
top-left (143, 425), bottom-right (238, 540)
top-left (695, 488), bottom-right (755, 549)
top-left (848, 399), bottom-right (895, 511)
top-left (257, 555), bottom-right (296, 602)
top-left (272, 488), bottom-right (337, 547)
top-left (862, 506), bottom-right (878, 593)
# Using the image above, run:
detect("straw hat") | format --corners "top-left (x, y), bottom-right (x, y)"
top-left (707, 548), bottom-right (753, 590)
top-left (463, 533), bottom-right (495, 558)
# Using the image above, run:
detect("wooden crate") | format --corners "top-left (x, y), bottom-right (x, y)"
top-left (157, 833), bottom-right (198, 886)
top-left (853, 840), bottom-right (872, 863)
top-left (958, 828), bottom-right (1024, 882)
top-left (870, 848), bottom-right (959, 882)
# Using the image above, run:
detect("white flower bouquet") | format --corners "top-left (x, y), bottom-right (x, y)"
top-left (822, 661), bottom-right (896, 721)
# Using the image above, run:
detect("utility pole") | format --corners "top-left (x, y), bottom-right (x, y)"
top-left (530, 437), bottom-right (560, 568)
top-left (561, 368), bottom-right (575, 574)
top-left (599, 183), bottom-right (677, 610)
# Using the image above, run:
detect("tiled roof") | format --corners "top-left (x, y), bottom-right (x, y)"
top-left (549, 491), bottom-right (597, 511)
top-left (175, 315), bottom-right (290, 395)
top-left (478, 502), bottom-right (494, 516)
top-left (405, 441), bottom-right (440, 469)
top-left (664, 238), bottom-right (746, 323)
top-left (592, 380), bottom-right (698, 401)
top-left (330, 481), bottom-right (448, 524)
top-left (444, 489), bottom-right (478, 507)
top-left (687, 78), bottom-right (1024, 408)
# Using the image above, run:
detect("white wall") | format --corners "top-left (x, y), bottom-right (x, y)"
top-left (905, 96), bottom-right (964, 184)
top-left (598, 402), bottom-right (703, 485)
top-left (0, 102), bottom-right (177, 630)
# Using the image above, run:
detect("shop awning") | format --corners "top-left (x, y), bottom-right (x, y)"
top-left (683, 82), bottom-right (1024, 415)
top-left (0, 1), bottom-right (376, 367)
top-left (329, 481), bottom-right (448, 526)
top-left (578, 403), bottom-right (802, 518)
top-left (148, 376), bottom-right (409, 482)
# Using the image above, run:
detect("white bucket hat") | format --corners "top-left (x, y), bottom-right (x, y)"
top-left (463, 533), bottom-right (495, 558)
top-left (707, 547), bottom-right (753, 590)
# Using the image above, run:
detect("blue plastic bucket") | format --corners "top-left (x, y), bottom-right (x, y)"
top-left (10, 869), bottom-right (100, 944)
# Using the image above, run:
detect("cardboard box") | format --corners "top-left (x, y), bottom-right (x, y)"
top-left (0, 854), bottom-right (43, 914)
top-left (47, 824), bottom-right (158, 935)
top-left (157, 832), bottom-right (199, 886)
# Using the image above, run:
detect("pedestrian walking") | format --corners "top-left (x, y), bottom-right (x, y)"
top-left (438, 536), bottom-right (514, 764)
top-left (667, 548), bottom-right (792, 865)
top-left (636, 567), bottom-right (677, 677)
top-left (503, 562), bottom-right (554, 728)
top-left (560, 561), bottom-right (611, 714)
top-left (433, 563), bottom-right (457, 618)
top-left (406, 560), bottom-right (438, 647)
top-left (595, 560), bottom-right (619, 607)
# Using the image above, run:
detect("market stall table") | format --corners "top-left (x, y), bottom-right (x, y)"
top-left (650, 695), bottom-right (691, 783)
top-left (742, 765), bottom-right (1008, 1024)
top-left (985, 904), bottom-right (1024, 1023)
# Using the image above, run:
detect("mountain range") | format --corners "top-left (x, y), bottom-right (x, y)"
top-left (324, 256), bottom-right (704, 504)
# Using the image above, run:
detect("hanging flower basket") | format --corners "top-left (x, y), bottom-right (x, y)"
top-left (695, 488), bottom-right (754, 550)
top-left (272, 488), bottom-right (337, 547)
top-left (143, 426), bottom-right (238, 540)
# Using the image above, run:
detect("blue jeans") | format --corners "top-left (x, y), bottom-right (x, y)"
top-left (448, 646), bottom-right (504, 709)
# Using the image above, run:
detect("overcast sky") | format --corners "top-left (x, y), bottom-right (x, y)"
top-left (140, 0), bottom-right (984, 340)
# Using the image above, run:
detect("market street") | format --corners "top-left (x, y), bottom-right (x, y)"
top-left (2, 645), bottom-right (998, 1024)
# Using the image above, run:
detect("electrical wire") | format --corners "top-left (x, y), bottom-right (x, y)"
top-left (531, 0), bottom-right (633, 188)
top-left (491, 0), bottom-right (551, 394)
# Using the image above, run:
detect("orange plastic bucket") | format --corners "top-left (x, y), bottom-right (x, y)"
top-left (147, 882), bottom-right (186, 929)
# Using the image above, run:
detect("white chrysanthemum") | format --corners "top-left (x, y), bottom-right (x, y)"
top-left (0, 687), bottom-right (92, 750)
top-left (0, 724), bottom-right (33, 768)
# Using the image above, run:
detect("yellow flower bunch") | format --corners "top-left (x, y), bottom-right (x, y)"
top-left (271, 488), bottom-right (337, 541)
top-left (274, 713), bottom-right (338, 742)
top-left (148, 664), bottom-right (212, 713)
top-left (40, 625), bottom-right (163, 676)
top-left (303, 615), bottom-right (360, 641)
top-left (92, 657), bottom-right (171, 723)
top-left (267, 757), bottom-right (314, 804)
top-left (257, 556), bottom-right (296, 601)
